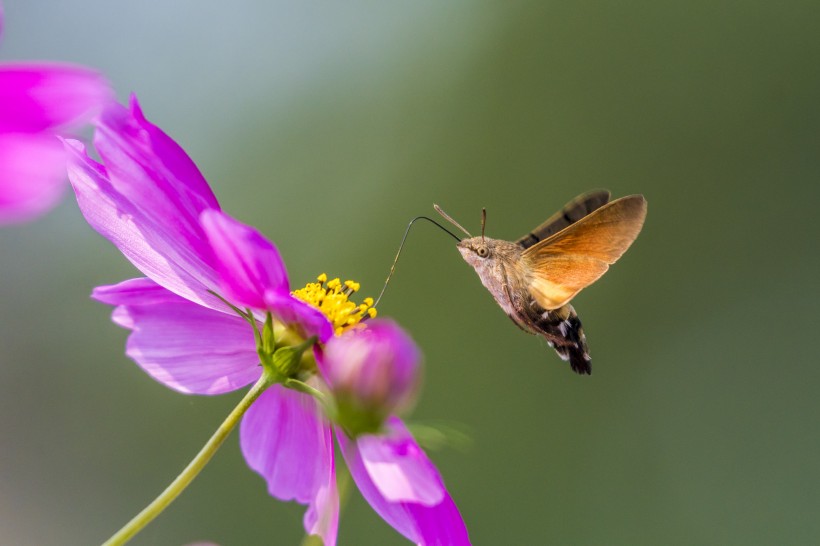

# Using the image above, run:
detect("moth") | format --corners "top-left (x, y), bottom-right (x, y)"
top-left (435, 190), bottom-right (647, 375)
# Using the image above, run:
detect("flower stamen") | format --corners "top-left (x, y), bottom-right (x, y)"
top-left (292, 274), bottom-right (378, 336)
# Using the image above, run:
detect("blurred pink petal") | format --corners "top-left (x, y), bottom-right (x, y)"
top-left (201, 209), bottom-right (289, 310)
top-left (338, 418), bottom-right (470, 545)
top-left (303, 445), bottom-right (339, 546)
top-left (240, 386), bottom-right (339, 544)
top-left (357, 431), bottom-right (442, 506)
top-left (93, 278), bottom-right (259, 395)
top-left (0, 133), bottom-right (65, 224)
top-left (0, 58), bottom-right (111, 223)
top-left (0, 63), bottom-right (112, 133)
top-left (66, 139), bottom-right (225, 310)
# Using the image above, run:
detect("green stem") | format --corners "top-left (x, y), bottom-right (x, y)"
top-left (102, 371), bottom-right (276, 546)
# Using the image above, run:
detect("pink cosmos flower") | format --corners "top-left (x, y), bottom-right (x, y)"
top-left (0, 3), bottom-right (112, 224)
top-left (67, 96), bottom-right (469, 545)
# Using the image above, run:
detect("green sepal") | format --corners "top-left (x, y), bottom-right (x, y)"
top-left (271, 335), bottom-right (317, 378)
top-left (283, 378), bottom-right (324, 399)
top-left (262, 312), bottom-right (275, 354)
top-left (255, 312), bottom-right (278, 371)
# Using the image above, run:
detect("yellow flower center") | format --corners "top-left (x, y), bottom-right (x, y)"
top-left (291, 273), bottom-right (377, 336)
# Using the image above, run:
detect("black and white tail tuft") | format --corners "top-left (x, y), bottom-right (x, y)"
top-left (536, 304), bottom-right (592, 375)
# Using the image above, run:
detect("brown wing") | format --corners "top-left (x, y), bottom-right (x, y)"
top-left (522, 195), bottom-right (647, 310)
top-left (516, 189), bottom-right (611, 249)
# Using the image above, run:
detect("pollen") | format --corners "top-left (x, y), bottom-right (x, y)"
top-left (292, 274), bottom-right (378, 336)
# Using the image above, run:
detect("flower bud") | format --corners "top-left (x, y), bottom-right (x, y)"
top-left (321, 319), bottom-right (421, 436)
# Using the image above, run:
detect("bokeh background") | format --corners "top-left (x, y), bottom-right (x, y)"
top-left (1, 1), bottom-right (819, 544)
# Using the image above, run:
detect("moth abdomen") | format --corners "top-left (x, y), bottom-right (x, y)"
top-left (534, 304), bottom-right (591, 375)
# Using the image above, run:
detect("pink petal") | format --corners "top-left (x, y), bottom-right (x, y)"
top-left (200, 209), bottom-right (289, 310)
top-left (303, 444), bottom-right (339, 546)
top-left (240, 386), bottom-right (331, 501)
top-left (66, 139), bottom-right (225, 310)
top-left (338, 418), bottom-right (470, 545)
top-left (92, 277), bottom-right (178, 307)
top-left (93, 278), bottom-right (260, 395)
top-left (240, 386), bottom-right (338, 544)
top-left (94, 97), bottom-right (220, 227)
top-left (0, 133), bottom-right (66, 224)
top-left (0, 63), bottom-right (112, 133)
top-left (264, 290), bottom-right (334, 344)
top-left (356, 431), bottom-right (442, 506)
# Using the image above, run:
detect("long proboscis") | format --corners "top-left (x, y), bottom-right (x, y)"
top-left (374, 216), bottom-right (462, 308)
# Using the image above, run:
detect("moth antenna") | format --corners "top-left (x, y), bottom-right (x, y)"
top-left (481, 207), bottom-right (486, 243)
top-left (374, 215), bottom-right (461, 308)
top-left (433, 204), bottom-right (472, 238)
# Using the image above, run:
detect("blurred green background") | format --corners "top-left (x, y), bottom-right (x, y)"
top-left (1, 1), bottom-right (819, 544)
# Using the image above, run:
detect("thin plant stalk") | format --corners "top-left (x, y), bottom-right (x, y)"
top-left (102, 371), bottom-right (276, 546)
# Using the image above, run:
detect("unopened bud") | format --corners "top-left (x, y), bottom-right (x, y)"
top-left (321, 320), bottom-right (421, 436)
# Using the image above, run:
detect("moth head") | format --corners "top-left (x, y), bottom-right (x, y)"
top-left (434, 204), bottom-right (494, 266)
top-left (457, 237), bottom-right (491, 266)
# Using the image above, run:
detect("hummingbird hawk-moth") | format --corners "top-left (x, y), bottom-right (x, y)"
top-left (435, 190), bottom-right (647, 375)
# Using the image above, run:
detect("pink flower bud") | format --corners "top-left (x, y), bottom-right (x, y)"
top-left (321, 320), bottom-right (421, 436)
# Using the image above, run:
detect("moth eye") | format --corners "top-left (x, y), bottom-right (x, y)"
top-left (477, 246), bottom-right (489, 258)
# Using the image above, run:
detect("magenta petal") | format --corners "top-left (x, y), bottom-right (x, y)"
top-left (92, 277), bottom-right (193, 309)
top-left (94, 97), bottom-right (219, 225)
top-left (201, 209), bottom-right (289, 310)
top-left (66, 139), bottom-right (225, 310)
top-left (264, 290), bottom-right (334, 343)
top-left (93, 277), bottom-right (259, 395)
top-left (356, 431), bottom-right (442, 506)
top-left (0, 133), bottom-right (66, 224)
top-left (338, 418), bottom-right (470, 546)
top-left (303, 443), bottom-right (339, 546)
top-left (0, 63), bottom-right (112, 133)
top-left (240, 386), bottom-right (338, 544)
top-left (77, 97), bottom-right (225, 307)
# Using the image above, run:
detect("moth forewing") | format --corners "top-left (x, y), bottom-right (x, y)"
top-left (522, 195), bottom-right (647, 310)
